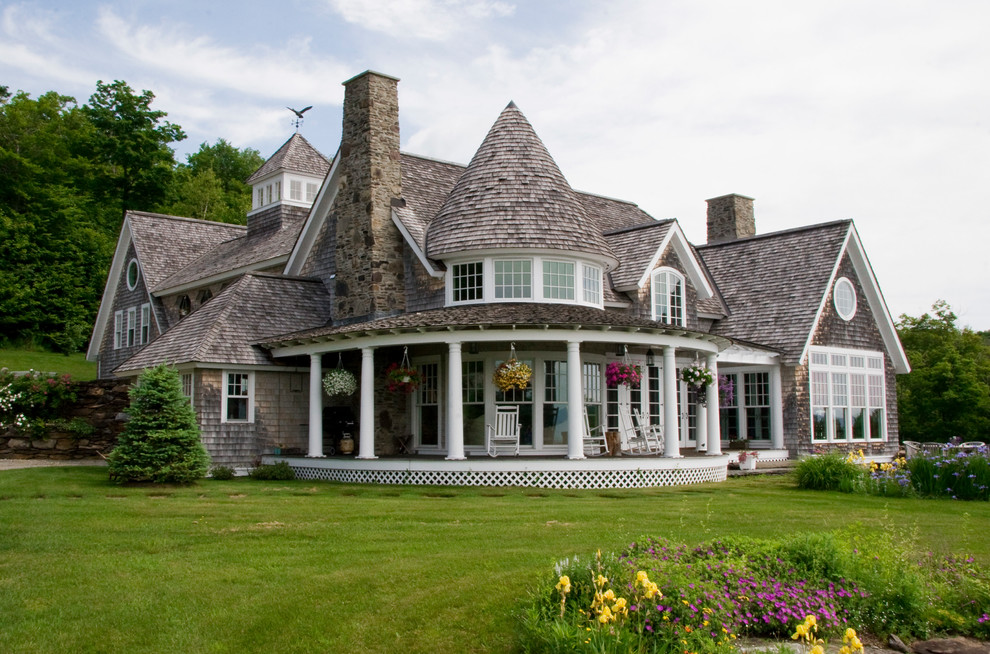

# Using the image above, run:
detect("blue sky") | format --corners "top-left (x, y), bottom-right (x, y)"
top-left (2, 0), bottom-right (989, 329)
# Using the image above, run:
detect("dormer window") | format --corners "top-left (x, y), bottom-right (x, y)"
top-left (447, 255), bottom-right (604, 308)
top-left (494, 260), bottom-right (532, 299)
top-left (306, 183), bottom-right (318, 202)
top-left (452, 262), bottom-right (483, 302)
top-left (652, 268), bottom-right (685, 326)
top-left (290, 180), bottom-right (302, 201)
top-left (582, 264), bottom-right (601, 305)
top-left (543, 261), bottom-right (575, 300)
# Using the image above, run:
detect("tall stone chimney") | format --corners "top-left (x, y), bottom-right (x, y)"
top-left (333, 71), bottom-right (406, 322)
top-left (706, 194), bottom-right (755, 244)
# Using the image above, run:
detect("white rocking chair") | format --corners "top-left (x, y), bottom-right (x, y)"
top-left (632, 408), bottom-right (663, 455)
top-left (486, 405), bottom-right (521, 457)
top-left (617, 406), bottom-right (649, 454)
top-left (583, 409), bottom-right (609, 457)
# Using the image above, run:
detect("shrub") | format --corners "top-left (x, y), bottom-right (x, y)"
top-left (906, 447), bottom-right (990, 501)
top-left (0, 368), bottom-right (77, 435)
top-left (249, 461), bottom-right (295, 481)
top-left (795, 451), bottom-right (863, 492)
top-left (209, 465), bottom-right (235, 480)
top-left (107, 364), bottom-right (209, 484)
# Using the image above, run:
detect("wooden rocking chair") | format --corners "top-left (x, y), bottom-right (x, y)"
top-left (632, 408), bottom-right (663, 455)
top-left (486, 405), bottom-right (521, 457)
top-left (617, 406), bottom-right (649, 454)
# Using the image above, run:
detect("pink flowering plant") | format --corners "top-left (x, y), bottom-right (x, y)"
top-left (605, 362), bottom-right (642, 388)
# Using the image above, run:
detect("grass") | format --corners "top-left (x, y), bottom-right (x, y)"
top-left (0, 469), bottom-right (988, 654)
top-left (0, 348), bottom-right (97, 381)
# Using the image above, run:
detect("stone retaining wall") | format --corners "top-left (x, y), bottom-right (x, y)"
top-left (0, 379), bottom-right (130, 460)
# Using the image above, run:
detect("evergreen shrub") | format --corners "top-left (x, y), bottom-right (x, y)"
top-left (107, 364), bottom-right (209, 483)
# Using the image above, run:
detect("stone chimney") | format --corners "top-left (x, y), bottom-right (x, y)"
top-left (706, 194), bottom-right (755, 244)
top-left (333, 71), bottom-right (405, 322)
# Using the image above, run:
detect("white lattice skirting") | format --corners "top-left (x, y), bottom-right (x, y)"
top-left (276, 456), bottom-right (729, 489)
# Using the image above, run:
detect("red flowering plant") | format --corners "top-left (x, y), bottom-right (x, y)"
top-left (605, 362), bottom-right (642, 388)
top-left (385, 363), bottom-right (421, 394)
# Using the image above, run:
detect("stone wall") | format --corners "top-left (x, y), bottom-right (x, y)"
top-left (0, 379), bottom-right (130, 459)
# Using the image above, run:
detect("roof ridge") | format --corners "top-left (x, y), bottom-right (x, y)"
top-left (603, 219), bottom-right (672, 237)
top-left (697, 219), bottom-right (851, 249)
top-left (127, 210), bottom-right (247, 230)
top-left (246, 271), bottom-right (324, 283)
top-left (399, 151), bottom-right (467, 170)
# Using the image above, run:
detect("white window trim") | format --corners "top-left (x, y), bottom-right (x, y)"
top-left (445, 255), bottom-right (604, 309)
top-left (808, 346), bottom-right (886, 442)
top-left (113, 310), bottom-right (123, 349)
top-left (221, 370), bottom-right (255, 424)
top-left (126, 258), bottom-right (140, 291)
top-left (181, 372), bottom-right (194, 408)
top-left (834, 277), bottom-right (857, 321)
top-left (126, 307), bottom-right (136, 347)
top-left (651, 267), bottom-right (686, 326)
top-left (140, 303), bottom-right (151, 345)
top-left (717, 367), bottom-right (774, 443)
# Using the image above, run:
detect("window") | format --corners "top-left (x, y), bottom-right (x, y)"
top-left (178, 295), bottom-right (191, 318)
top-left (140, 304), bottom-right (151, 345)
top-left (416, 363), bottom-right (439, 447)
top-left (543, 361), bottom-right (567, 446)
top-left (113, 310), bottom-right (124, 349)
top-left (306, 182), bottom-right (318, 202)
top-left (256, 188), bottom-right (264, 208)
top-left (126, 307), bottom-right (136, 347)
top-left (181, 373), bottom-right (193, 407)
top-left (452, 262), bottom-right (483, 302)
top-left (744, 372), bottom-right (771, 440)
top-left (126, 259), bottom-right (140, 290)
top-left (197, 289), bottom-right (213, 305)
top-left (651, 269), bottom-right (685, 326)
top-left (834, 277), bottom-right (857, 320)
top-left (584, 361), bottom-right (603, 433)
top-left (266, 185), bottom-right (272, 205)
top-left (809, 347), bottom-right (886, 441)
top-left (582, 264), bottom-right (601, 305)
top-left (290, 180), bottom-right (302, 200)
top-left (223, 372), bottom-right (252, 423)
top-left (274, 181), bottom-right (281, 201)
top-left (542, 261), bottom-right (575, 300)
top-left (462, 360), bottom-right (486, 445)
top-left (494, 259), bottom-right (531, 299)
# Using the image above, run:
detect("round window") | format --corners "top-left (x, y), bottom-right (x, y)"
top-left (126, 259), bottom-right (140, 290)
top-left (834, 277), bottom-right (857, 321)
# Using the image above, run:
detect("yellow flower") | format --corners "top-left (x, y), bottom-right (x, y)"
top-left (840, 646), bottom-right (851, 654)
top-left (596, 574), bottom-right (608, 587)
top-left (613, 597), bottom-right (627, 610)
top-left (604, 589), bottom-right (616, 602)
top-left (805, 615), bottom-right (817, 627)
top-left (844, 628), bottom-right (857, 642)
top-left (792, 624), bottom-right (808, 639)
top-left (598, 606), bottom-right (614, 624)
top-left (636, 570), bottom-right (650, 585)
top-left (555, 575), bottom-right (571, 594)
top-left (811, 645), bottom-right (824, 654)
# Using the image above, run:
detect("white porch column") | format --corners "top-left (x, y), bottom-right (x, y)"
top-left (770, 364), bottom-right (785, 450)
top-left (566, 341), bottom-right (585, 460)
top-left (706, 353), bottom-right (722, 456)
top-left (307, 353), bottom-right (324, 457)
top-left (446, 342), bottom-right (465, 460)
top-left (357, 347), bottom-right (377, 460)
top-left (696, 393), bottom-right (708, 452)
top-left (662, 346), bottom-right (681, 458)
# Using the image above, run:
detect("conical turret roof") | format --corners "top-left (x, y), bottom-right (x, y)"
top-left (425, 103), bottom-right (615, 263)
top-left (246, 133), bottom-right (330, 184)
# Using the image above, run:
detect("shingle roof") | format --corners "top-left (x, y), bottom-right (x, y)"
top-left (245, 133), bottom-right (331, 184)
top-left (263, 302), bottom-right (725, 346)
top-left (116, 273), bottom-right (331, 372)
top-left (425, 102), bottom-right (616, 262)
top-left (153, 208), bottom-right (308, 293)
top-left (604, 221), bottom-right (674, 289)
top-left (127, 211), bottom-right (244, 290)
top-left (698, 221), bottom-right (851, 361)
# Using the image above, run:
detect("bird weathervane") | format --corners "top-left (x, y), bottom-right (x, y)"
top-left (287, 105), bottom-right (312, 131)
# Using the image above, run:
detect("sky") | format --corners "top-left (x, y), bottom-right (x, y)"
top-left (2, 0), bottom-right (988, 329)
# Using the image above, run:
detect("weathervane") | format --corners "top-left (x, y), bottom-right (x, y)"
top-left (287, 105), bottom-right (312, 131)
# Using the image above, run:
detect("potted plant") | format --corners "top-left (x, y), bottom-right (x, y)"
top-left (605, 362), bottom-right (642, 388)
top-left (385, 362), bottom-right (421, 394)
top-left (737, 450), bottom-right (759, 470)
top-left (493, 358), bottom-right (533, 392)
top-left (681, 362), bottom-right (715, 388)
top-left (322, 368), bottom-right (357, 397)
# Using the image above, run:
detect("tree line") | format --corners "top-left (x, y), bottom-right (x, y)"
top-left (0, 81), bottom-right (264, 352)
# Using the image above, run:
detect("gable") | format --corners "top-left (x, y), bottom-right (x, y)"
top-left (606, 221), bottom-right (714, 300)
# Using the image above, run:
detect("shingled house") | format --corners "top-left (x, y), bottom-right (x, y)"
top-left (87, 71), bottom-right (908, 486)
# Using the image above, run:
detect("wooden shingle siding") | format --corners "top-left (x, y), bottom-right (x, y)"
top-left (99, 242), bottom-right (160, 378)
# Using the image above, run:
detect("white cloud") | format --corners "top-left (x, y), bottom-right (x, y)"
top-left (326, 0), bottom-right (514, 41)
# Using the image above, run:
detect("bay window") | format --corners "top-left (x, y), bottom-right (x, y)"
top-left (809, 347), bottom-right (885, 441)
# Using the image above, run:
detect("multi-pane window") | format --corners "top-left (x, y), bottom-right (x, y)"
top-left (126, 259), bottom-right (140, 290)
top-left (290, 180), bottom-right (302, 200)
top-left (274, 181), bottom-right (281, 201)
top-left (225, 372), bottom-right (250, 422)
top-left (256, 188), bottom-right (264, 208)
top-left (809, 347), bottom-right (885, 441)
top-left (417, 363), bottom-right (439, 447)
top-left (543, 361), bottom-right (567, 446)
top-left (126, 307), bottom-right (136, 347)
top-left (494, 260), bottom-right (532, 299)
top-left (582, 264), bottom-right (601, 305)
top-left (306, 183), bottom-right (318, 202)
top-left (113, 311), bottom-right (124, 349)
top-left (584, 362), bottom-right (603, 432)
top-left (542, 261), bottom-right (575, 300)
top-left (834, 277), bottom-right (857, 320)
top-left (140, 304), bottom-right (151, 345)
top-left (651, 269), bottom-right (685, 326)
top-left (181, 373), bottom-right (193, 406)
top-left (452, 262), bottom-right (483, 302)
top-left (719, 370), bottom-right (772, 442)
top-left (462, 360), bottom-right (486, 446)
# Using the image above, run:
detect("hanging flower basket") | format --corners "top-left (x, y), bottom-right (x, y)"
top-left (385, 363), bottom-right (421, 394)
top-left (681, 362), bottom-right (714, 388)
top-left (322, 369), bottom-right (357, 397)
top-left (605, 362), bottom-right (642, 388)
top-left (493, 358), bottom-right (532, 392)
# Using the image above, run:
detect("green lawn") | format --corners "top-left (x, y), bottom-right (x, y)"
top-left (0, 348), bottom-right (98, 380)
top-left (0, 469), bottom-right (987, 654)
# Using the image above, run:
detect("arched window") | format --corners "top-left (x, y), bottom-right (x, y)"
top-left (126, 259), bottom-right (140, 290)
top-left (651, 268), bottom-right (685, 326)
